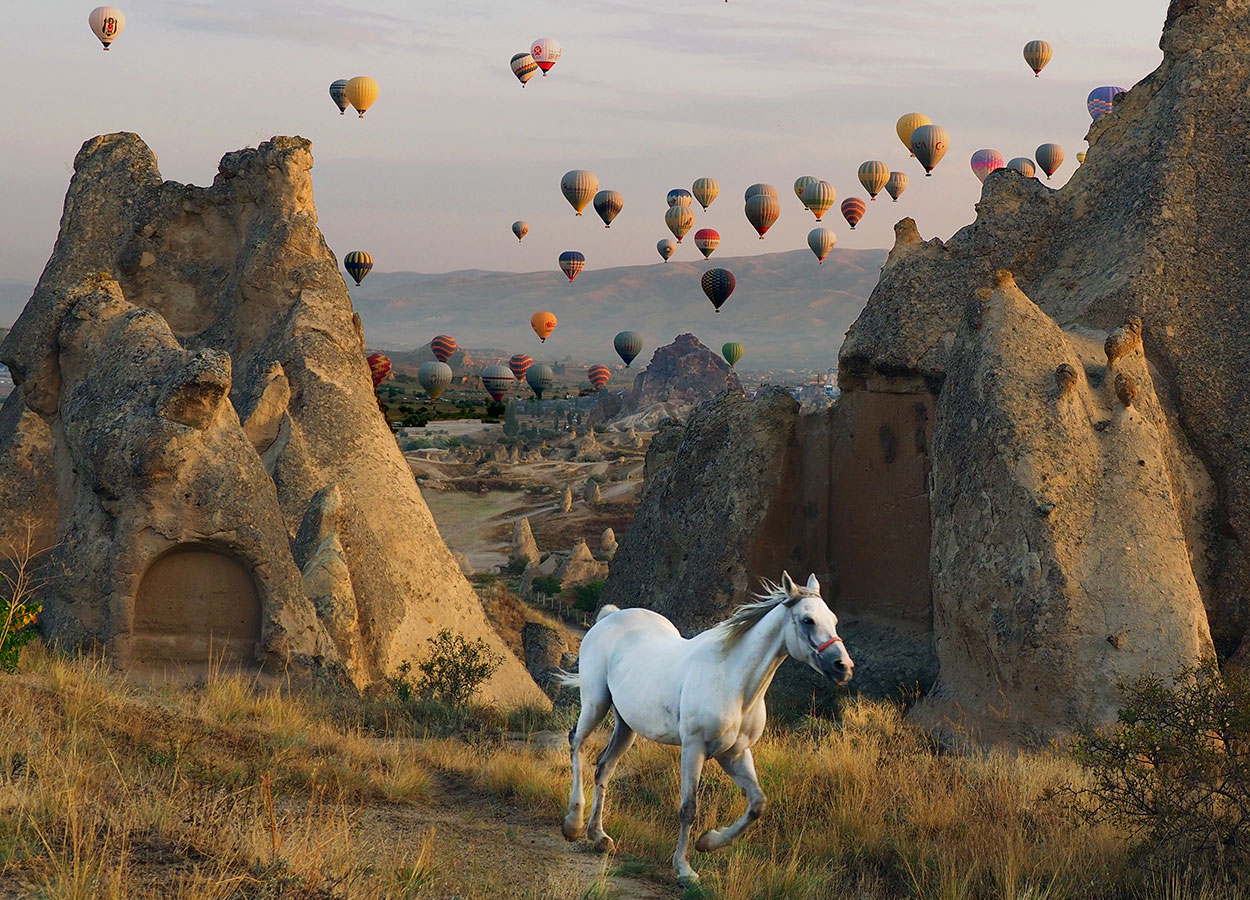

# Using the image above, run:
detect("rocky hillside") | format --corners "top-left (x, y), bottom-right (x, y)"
top-left (605, 0), bottom-right (1245, 742)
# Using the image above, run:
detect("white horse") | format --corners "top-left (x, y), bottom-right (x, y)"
top-left (558, 571), bottom-right (853, 884)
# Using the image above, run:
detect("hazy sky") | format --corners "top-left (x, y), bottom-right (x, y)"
top-left (2, 0), bottom-right (1169, 285)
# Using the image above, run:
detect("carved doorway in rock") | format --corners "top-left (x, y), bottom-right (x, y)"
top-left (132, 545), bottom-right (261, 671)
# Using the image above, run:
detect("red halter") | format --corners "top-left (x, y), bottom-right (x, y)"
top-left (816, 635), bottom-right (843, 654)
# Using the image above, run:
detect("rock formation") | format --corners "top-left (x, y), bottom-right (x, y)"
top-left (511, 517), bottom-right (541, 568)
top-left (560, 486), bottom-right (573, 513)
top-left (583, 479), bottom-right (601, 504)
top-left (600, 527), bottom-right (618, 559)
top-left (522, 621), bottom-right (569, 699)
top-left (592, 333), bottom-right (742, 427)
top-left (0, 133), bottom-right (542, 704)
top-left (556, 540), bottom-right (609, 588)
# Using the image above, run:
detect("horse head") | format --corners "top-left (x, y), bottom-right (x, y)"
top-left (780, 571), bottom-right (854, 685)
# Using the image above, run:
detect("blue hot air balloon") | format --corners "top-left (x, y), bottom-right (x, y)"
top-left (1087, 86), bottom-right (1127, 121)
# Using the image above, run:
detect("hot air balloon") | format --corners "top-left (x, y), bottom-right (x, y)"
top-left (745, 194), bottom-right (780, 239)
top-left (885, 171), bottom-right (908, 202)
top-left (345, 76), bottom-right (379, 118)
top-left (560, 170), bottom-right (598, 216)
top-left (526, 364), bottom-right (554, 399)
top-left (722, 342), bottom-right (744, 368)
top-left (594, 190), bottom-right (624, 228)
top-left (665, 205), bottom-right (695, 243)
top-left (431, 335), bottom-right (457, 363)
top-left (896, 113), bottom-right (931, 157)
top-left (911, 125), bottom-right (950, 176)
top-left (794, 176), bottom-right (819, 205)
top-left (329, 79), bottom-right (350, 114)
top-left (858, 161), bottom-right (890, 200)
top-left (512, 220), bottom-right (529, 242)
top-left (367, 352), bottom-right (392, 388)
top-left (1035, 143), bottom-right (1065, 179)
top-left (614, 331), bottom-right (643, 368)
top-left (702, 269), bottom-right (735, 312)
top-left (667, 189), bottom-right (694, 208)
top-left (744, 183), bottom-right (779, 201)
top-left (88, 6), bottom-right (125, 50)
top-left (1077, 151), bottom-right (1087, 165)
top-left (343, 251), bottom-right (373, 285)
top-left (841, 197), bottom-right (867, 230)
top-left (418, 361), bottom-right (453, 401)
top-left (587, 365), bottom-right (611, 390)
top-left (971, 149), bottom-right (1006, 184)
top-left (481, 365), bottom-right (515, 403)
top-left (1007, 157), bottom-right (1037, 177)
top-left (510, 52), bottom-right (538, 86)
top-left (807, 228), bottom-right (836, 264)
top-left (531, 38), bottom-right (562, 75)
top-left (692, 178), bottom-right (719, 210)
top-left (694, 228), bottom-right (720, 259)
top-left (657, 239), bottom-right (677, 262)
top-left (1024, 40), bottom-right (1053, 77)
top-left (802, 180), bottom-right (837, 220)
top-left (531, 311), bottom-right (557, 342)
top-left (559, 251), bottom-right (585, 283)
top-left (509, 354), bottom-right (534, 381)
top-left (1087, 86), bottom-right (1127, 121)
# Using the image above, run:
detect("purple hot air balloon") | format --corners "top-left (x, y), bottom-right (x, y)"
top-left (1087, 86), bottom-right (1127, 122)
top-left (970, 149), bottom-right (1006, 185)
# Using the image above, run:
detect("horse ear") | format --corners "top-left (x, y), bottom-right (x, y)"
top-left (781, 571), bottom-right (801, 604)
top-left (806, 574), bottom-right (820, 593)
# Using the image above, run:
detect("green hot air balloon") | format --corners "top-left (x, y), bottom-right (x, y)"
top-left (722, 342), bottom-right (744, 368)
top-left (343, 250), bottom-right (373, 285)
top-left (418, 361), bottom-right (453, 400)
top-left (614, 331), bottom-right (643, 368)
top-left (526, 364), bottom-right (555, 399)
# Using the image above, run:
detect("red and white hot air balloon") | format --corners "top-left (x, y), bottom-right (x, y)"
top-left (530, 38), bottom-right (562, 75)
top-left (693, 228), bottom-right (720, 259)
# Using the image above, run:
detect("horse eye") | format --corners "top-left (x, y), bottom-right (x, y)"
top-left (802, 617), bottom-right (815, 627)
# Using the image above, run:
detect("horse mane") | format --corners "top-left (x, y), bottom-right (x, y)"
top-left (717, 580), bottom-right (803, 652)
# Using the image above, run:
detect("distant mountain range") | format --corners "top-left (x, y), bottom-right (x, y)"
top-left (352, 248), bottom-right (887, 371)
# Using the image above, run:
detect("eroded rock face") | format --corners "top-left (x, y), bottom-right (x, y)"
top-left (0, 133), bottom-right (543, 704)
top-left (599, 333), bottom-right (742, 425)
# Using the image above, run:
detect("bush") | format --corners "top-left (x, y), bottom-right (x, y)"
top-left (531, 575), bottom-right (562, 598)
top-left (390, 630), bottom-right (503, 707)
top-left (1072, 658), bottom-right (1250, 875)
top-left (571, 580), bottom-right (605, 613)
top-left (0, 531), bottom-right (47, 673)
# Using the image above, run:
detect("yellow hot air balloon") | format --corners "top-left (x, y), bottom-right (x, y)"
top-left (858, 161), bottom-right (890, 200)
top-left (692, 177), bottom-right (719, 211)
top-left (802, 180), bottom-right (836, 221)
top-left (1024, 40), bottom-right (1053, 77)
top-left (1076, 151), bottom-right (1087, 166)
top-left (560, 170), bottom-right (598, 216)
top-left (665, 205), bottom-right (695, 243)
top-left (531, 311), bottom-right (557, 342)
top-left (345, 76), bottom-right (379, 118)
top-left (896, 113), bottom-right (931, 157)
top-left (793, 176), bottom-right (819, 204)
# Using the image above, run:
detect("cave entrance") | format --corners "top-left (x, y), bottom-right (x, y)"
top-left (131, 545), bottom-right (261, 672)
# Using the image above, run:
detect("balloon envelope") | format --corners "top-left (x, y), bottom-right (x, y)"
top-left (971, 149), bottom-right (1006, 184)
top-left (910, 124), bottom-right (950, 175)
top-left (1007, 157), bottom-right (1037, 178)
top-left (614, 331), bottom-right (643, 368)
top-left (531, 311), bottom-right (557, 342)
top-left (722, 342), bottom-right (744, 367)
top-left (593, 190), bottom-right (624, 227)
top-left (431, 335), bottom-right (457, 363)
top-left (692, 178), bottom-right (719, 210)
top-left (885, 171), bottom-right (908, 202)
top-left (694, 228), bottom-right (720, 259)
top-left (702, 269), bottom-right (736, 312)
top-left (530, 38), bottom-right (562, 73)
top-left (1023, 40), bottom-right (1053, 76)
top-left (665, 205), bottom-right (695, 243)
top-left (343, 250), bottom-right (373, 285)
top-left (803, 180), bottom-right (837, 220)
top-left (1035, 143), bottom-right (1065, 178)
top-left (418, 361), bottom-right (453, 400)
top-left (744, 183), bottom-right (778, 201)
top-left (509, 354), bottom-right (534, 381)
top-left (345, 76), bottom-right (379, 117)
top-left (1077, 151), bottom-right (1087, 165)
top-left (367, 352), bottom-right (392, 388)
top-left (512, 220), bottom-right (529, 242)
top-left (841, 197), bottom-right (867, 229)
top-left (510, 52), bottom-right (538, 86)
top-left (1087, 86), bottom-right (1127, 121)
top-left (481, 365), bottom-right (515, 403)
top-left (656, 239), bottom-right (677, 262)
top-left (667, 189), bottom-right (694, 208)
top-left (793, 176), bottom-right (819, 203)
top-left (587, 365), bottom-right (611, 390)
top-left (895, 113), bottom-right (931, 156)
top-left (329, 79), bottom-right (349, 114)
top-left (808, 228), bottom-right (836, 263)
top-left (858, 161), bottom-right (890, 199)
top-left (745, 194), bottom-right (780, 238)
top-left (560, 170), bottom-right (598, 215)
top-left (526, 364), bottom-right (554, 399)
top-left (559, 250), bottom-right (585, 282)
top-left (88, 6), bottom-right (125, 49)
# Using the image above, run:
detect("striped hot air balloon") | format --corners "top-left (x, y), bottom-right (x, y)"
top-left (667, 189), bottom-right (694, 208)
top-left (692, 178), bottom-right (719, 210)
top-left (885, 171), bottom-right (908, 203)
top-left (694, 228), bottom-right (720, 259)
top-left (345, 76), bottom-right (379, 118)
top-left (367, 352), bottom-right (392, 388)
top-left (745, 193), bottom-right (780, 239)
top-left (510, 52), bottom-right (538, 86)
top-left (1077, 151), bottom-right (1087, 165)
top-left (722, 342), bottom-right (744, 368)
top-left (1024, 40), bottom-right (1053, 77)
top-left (614, 331), bottom-right (643, 368)
top-left (431, 335), bottom-right (457, 363)
top-left (343, 250), bottom-right (373, 285)
top-left (808, 228), bottom-right (836, 264)
top-left (509, 354), bottom-right (534, 381)
top-left (587, 365), bottom-right (611, 390)
top-left (1007, 157), bottom-right (1037, 178)
top-left (531, 311), bottom-right (557, 342)
top-left (702, 269), bottom-right (736, 312)
top-left (657, 239), bottom-right (677, 262)
top-left (481, 365), bottom-right (515, 403)
top-left (329, 79), bottom-right (349, 114)
top-left (1035, 143), bottom-right (1065, 179)
top-left (418, 361), bottom-right (452, 400)
top-left (841, 197), bottom-right (867, 230)
top-left (896, 113), bottom-right (931, 156)
top-left (858, 161), bottom-right (890, 200)
top-left (665, 205), bottom-right (695, 243)
top-left (526, 364), bottom-right (554, 399)
top-left (911, 125), bottom-right (950, 176)
top-left (559, 250), bottom-right (585, 282)
top-left (512, 220), bottom-right (529, 242)
top-left (802, 180), bottom-right (837, 220)
top-left (971, 149), bottom-right (1006, 184)
top-left (560, 170), bottom-right (598, 215)
top-left (531, 37), bottom-right (562, 75)
top-left (593, 190), bottom-right (624, 228)
top-left (793, 176), bottom-right (819, 205)
top-left (1087, 86), bottom-right (1127, 121)
top-left (744, 183), bottom-right (778, 201)
top-left (88, 6), bottom-right (125, 49)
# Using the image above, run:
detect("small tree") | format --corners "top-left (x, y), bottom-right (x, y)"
top-left (407, 629), bottom-right (502, 707)
top-left (503, 399), bottom-right (519, 437)
top-left (0, 527), bottom-right (49, 673)
top-left (531, 575), bottom-right (563, 598)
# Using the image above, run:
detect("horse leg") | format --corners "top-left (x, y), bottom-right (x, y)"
top-left (586, 714), bottom-right (636, 853)
top-left (696, 748), bottom-right (767, 852)
top-left (562, 685), bottom-right (611, 841)
top-left (673, 742), bottom-right (706, 885)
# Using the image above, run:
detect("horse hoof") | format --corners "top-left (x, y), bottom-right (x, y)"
top-left (677, 873), bottom-right (700, 887)
top-left (561, 818), bottom-right (585, 842)
top-left (593, 836), bottom-right (616, 853)
top-left (695, 830), bottom-right (716, 852)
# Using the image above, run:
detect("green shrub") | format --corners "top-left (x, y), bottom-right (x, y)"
top-left (531, 575), bottom-right (562, 598)
top-left (391, 630), bottom-right (503, 707)
top-left (571, 580), bottom-right (605, 613)
top-left (0, 536), bottom-right (46, 673)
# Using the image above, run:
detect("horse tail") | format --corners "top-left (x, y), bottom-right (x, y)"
top-left (549, 669), bottom-right (581, 690)
top-left (595, 604), bottom-right (620, 624)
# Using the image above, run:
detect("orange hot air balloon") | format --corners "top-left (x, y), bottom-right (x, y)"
top-left (509, 353), bottom-right (534, 381)
top-left (431, 335), bottom-right (457, 363)
top-left (531, 311), bottom-right (557, 342)
top-left (366, 352), bottom-right (392, 388)
top-left (587, 364), bottom-right (611, 390)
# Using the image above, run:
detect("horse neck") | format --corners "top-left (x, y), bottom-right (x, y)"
top-left (719, 602), bottom-right (790, 709)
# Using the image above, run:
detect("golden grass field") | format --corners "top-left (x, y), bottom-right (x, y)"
top-left (0, 644), bottom-right (1242, 900)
